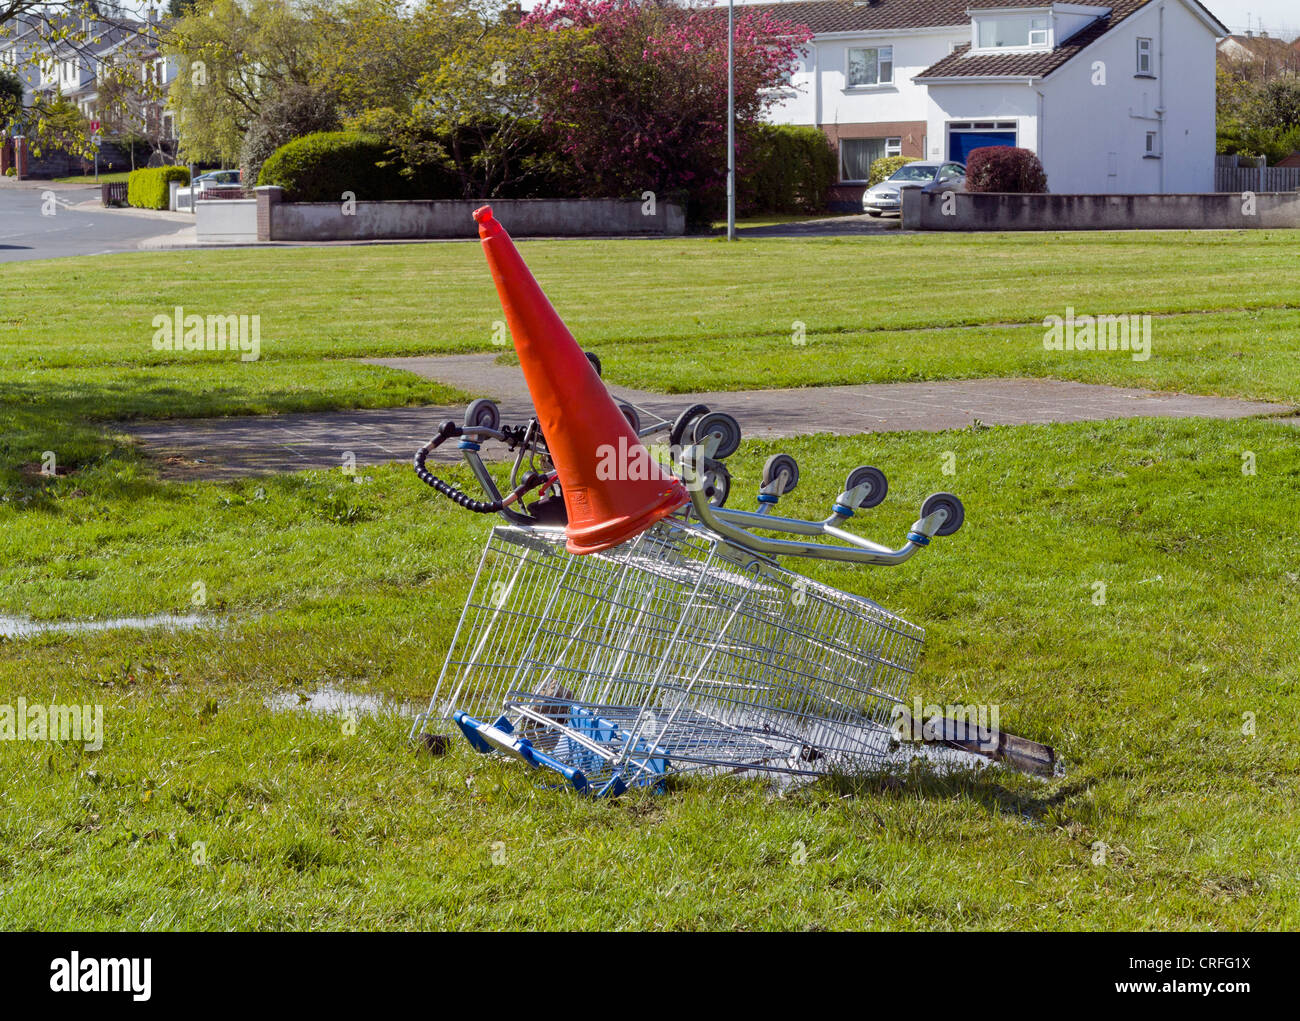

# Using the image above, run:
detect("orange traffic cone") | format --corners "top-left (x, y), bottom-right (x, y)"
top-left (474, 206), bottom-right (688, 554)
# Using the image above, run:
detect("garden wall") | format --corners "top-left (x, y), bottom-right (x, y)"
top-left (196, 198), bottom-right (258, 245)
top-left (254, 188), bottom-right (685, 241)
top-left (903, 191), bottom-right (1300, 231)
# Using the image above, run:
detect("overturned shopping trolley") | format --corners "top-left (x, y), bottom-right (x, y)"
top-left (413, 517), bottom-right (933, 797)
top-left (410, 206), bottom-right (964, 795)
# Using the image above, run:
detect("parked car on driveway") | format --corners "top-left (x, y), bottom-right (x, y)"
top-left (862, 161), bottom-right (965, 217)
top-left (194, 169), bottom-right (242, 192)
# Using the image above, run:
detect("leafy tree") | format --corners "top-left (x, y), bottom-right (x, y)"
top-left (240, 81), bottom-right (340, 184)
top-left (164, 0), bottom-right (327, 164)
top-left (0, 66), bottom-right (21, 130)
top-left (1256, 77), bottom-right (1300, 132)
top-left (30, 96), bottom-right (86, 158)
top-left (387, 14), bottom-right (565, 198)
top-left (1217, 68), bottom-right (1300, 162)
top-left (522, 0), bottom-right (810, 216)
top-left (306, 0), bottom-right (488, 119)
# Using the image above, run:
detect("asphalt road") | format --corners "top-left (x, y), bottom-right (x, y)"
top-left (0, 185), bottom-right (187, 262)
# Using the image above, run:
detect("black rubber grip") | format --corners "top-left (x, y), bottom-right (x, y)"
top-left (413, 421), bottom-right (504, 514)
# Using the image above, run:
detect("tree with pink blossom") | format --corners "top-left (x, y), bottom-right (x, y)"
top-left (523, 0), bottom-right (811, 218)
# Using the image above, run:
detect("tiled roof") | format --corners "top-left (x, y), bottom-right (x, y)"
top-left (721, 0), bottom-right (1057, 34)
top-left (915, 0), bottom-right (1151, 80)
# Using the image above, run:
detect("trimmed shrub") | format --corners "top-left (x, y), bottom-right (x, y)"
top-left (739, 124), bottom-right (837, 215)
top-left (964, 146), bottom-right (1048, 193)
top-left (126, 166), bottom-right (190, 209)
top-left (257, 130), bottom-right (457, 202)
top-left (868, 155), bottom-right (912, 186)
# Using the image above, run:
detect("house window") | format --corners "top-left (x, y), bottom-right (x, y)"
top-left (840, 137), bottom-right (899, 181)
top-left (846, 46), bottom-right (893, 87)
top-left (1145, 129), bottom-right (1160, 156)
top-left (976, 15), bottom-right (1050, 50)
top-left (1136, 37), bottom-right (1153, 75)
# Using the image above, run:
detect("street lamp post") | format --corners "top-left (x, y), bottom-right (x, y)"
top-left (726, 0), bottom-right (735, 241)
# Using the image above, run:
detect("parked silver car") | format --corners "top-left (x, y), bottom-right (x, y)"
top-left (194, 169), bottom-right (242, 192)
top-left (862, 160), bottom-right (966, 217)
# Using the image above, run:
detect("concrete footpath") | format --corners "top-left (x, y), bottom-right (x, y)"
top-left (119, 353), bottom-right (1294, 479)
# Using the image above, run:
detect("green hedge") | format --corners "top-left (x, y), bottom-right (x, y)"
top-left (739, 124), bottom-right (837, 215)
top-left (257, 130), bottom-right (457, 202)
top-left (126, 166), bottom-right (190, 210)
top-left (868, 155), bottom-right (913, 186)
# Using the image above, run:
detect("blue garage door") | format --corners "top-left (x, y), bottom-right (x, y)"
top-left (949, 130), bottom-right (1017, 163)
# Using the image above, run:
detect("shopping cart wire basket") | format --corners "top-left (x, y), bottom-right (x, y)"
top-left (412, 520), bottom-right (928, 795)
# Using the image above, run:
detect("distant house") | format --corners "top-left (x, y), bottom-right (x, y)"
top-left (734, 0), bottom-right (1228, 202)
top-left (1216, 31), bottom-right (1300, 78)
top-left (0, 12), bottom-right (178, 141)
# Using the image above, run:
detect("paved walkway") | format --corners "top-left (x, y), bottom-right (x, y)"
top-left (119, 353), bottom-right (1293, 479)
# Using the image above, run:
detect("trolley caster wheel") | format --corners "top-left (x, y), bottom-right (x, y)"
top-left (584, 351), bottom-right (602, 377)
top-left (700, 458), bottom-right (732, 507)
top-left (463, 398), bottom-right (501, 431)
top-left (418, 733), bottom-right (449, 757)
top-left (670, 403), bottom-right (710, 449)
top-left (844, 465), bottom-right (887, 509)
top-left (692, 411), bottom-right (742, 459)
top-left (618, 403), bottom-right (641, 433)
top-left (920, 492), bottom-right (965, 536)
top-left (761, 453), bottom-right (800, 495)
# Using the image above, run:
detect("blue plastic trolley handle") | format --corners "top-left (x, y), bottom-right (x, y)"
top-left (452, 710), bottom-right (590, 794)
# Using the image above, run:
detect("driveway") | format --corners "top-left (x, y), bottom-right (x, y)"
top-left (0, 182), bottom-right (191, 261)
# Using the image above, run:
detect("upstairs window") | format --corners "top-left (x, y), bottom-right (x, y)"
top-left (975, 15), bottom-right (1050, 50)
top-left (847, 46), bottom-right (893, 87)
top-left (1136, 37), bottom-right (1153, 75)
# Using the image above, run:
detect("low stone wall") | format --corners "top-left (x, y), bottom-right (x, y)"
top-left (902, 190), bottom-right (1300, 231)
top-left (253, 188), bottom-right (684, 241)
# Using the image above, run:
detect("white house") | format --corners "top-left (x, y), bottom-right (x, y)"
top-left (0, 13), bottom-right (177, 133)
top-left (737, 0), bottom-right (1227, 200)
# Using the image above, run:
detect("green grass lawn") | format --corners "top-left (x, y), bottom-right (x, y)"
top-left (51, 171), bottom-right (133, 185)
top-left (3, 231), bottom-right (1300, 391)
top-left (1, 418), bottom-right (1297, 929)
top-left (1, 232), bottom-right (1298, 929)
